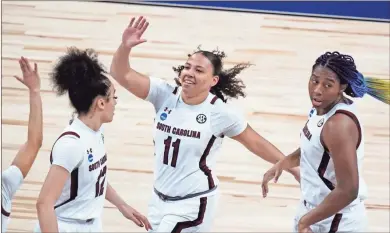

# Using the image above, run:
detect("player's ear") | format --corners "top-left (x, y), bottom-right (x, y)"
top-left (94, 96), bottom-right (105, 111)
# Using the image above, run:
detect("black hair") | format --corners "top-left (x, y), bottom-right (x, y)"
top-left (50, 47), bottom-right (111, 115)
top-left (172, 46), bottom-right (251, 102)
top-left (312, 51), bottom-right (366, 98)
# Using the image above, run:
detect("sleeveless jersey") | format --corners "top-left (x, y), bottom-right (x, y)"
top-left (299, 101), bottom-right (367, 210)
top-left (2, 165), bottom-right (24, 232)
top-left (49, 117), bottom-right (108, 221)
top-left (146, 77), bottom-right (247, 197)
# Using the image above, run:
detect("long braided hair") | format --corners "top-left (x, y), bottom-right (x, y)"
top-left (313, 51), bottom-right (389, 104)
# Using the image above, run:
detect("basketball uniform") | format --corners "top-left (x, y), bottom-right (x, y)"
top-left (34, 118), bottom-right (108, 233)
top-left (294, 101), bottom-right (368, 232)
top-left (145, 77), bottom-right (247, 232)
top-left (2, 165), bottom-right (24, 232)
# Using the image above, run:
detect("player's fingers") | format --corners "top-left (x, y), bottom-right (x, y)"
top-left (22, 56), bottom-right (33, 71)
top-left (134, 16), bottom-right (143, 28)
top-left (274, 169), bottom-right (282, 183)
top-left (128, 17), bottom-right (135, 27)
top-left (13, 75), bottom-right (24, 84)
top-left (131, 214), bottom-right (143, 227)
top-left (262, 182), bottom-right (268, 197)
top-left (140, 22), bottom-right (149, 36)
top-left (137, 17), bottom-right (146, 30)
top-left (34, 63), bottom-right (38, 73)
top-left (19, 59), bottom-right (27, 73)
top-left (140, 215), bottom-right (152, 230)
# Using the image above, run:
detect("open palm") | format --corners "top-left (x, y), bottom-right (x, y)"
top-left (122, 16), bottom-right (149, 48)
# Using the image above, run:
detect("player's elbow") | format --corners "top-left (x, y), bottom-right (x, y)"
top-left (340, 181), bottom-right (359, 202)
top-left (27, 135), bottom-right (43, 151)
top-left (36, 199), bottom-right (53, 215)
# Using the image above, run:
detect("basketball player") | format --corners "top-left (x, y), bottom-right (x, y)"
top-left (34, 47), bottom-right (151, 232)
top-left (262, 51), bottom-right (389, 232)
top-left (110, 16), bottom-right (300, 232)
top-left (2, 57), bottom-right (43, 232)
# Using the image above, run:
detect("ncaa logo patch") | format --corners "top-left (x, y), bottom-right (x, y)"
top-left (160, 112), bottom-right (168, 121)
top-left (309, 109), bottom-right (315, 118)
top-left (88, 154), bottom-right (94, 162)
top-left (196, 114), bottom-right (207, 124)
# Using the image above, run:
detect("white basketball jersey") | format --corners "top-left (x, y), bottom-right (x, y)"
top-left (146, 77), bottom-right (247, 197)
top-left (299, 101), bottom-right (367, 209)
top-left (49, 118), bottom-right (108, 221)
top-left (1, 165), bottom-right (24, 233)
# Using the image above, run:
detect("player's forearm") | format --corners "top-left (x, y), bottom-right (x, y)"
top-left (27, 90), bottom-right (43, 149)
top-left (280, 148), bottom-right (301, 171)
top-left (110, 43), bottom-right (132, 83)
top-left (105, 183), bottom-right (127, 210)
top-left (300, 187), bottom-right (358, 227)
top-left (36, 203), bottom-right (59, 233)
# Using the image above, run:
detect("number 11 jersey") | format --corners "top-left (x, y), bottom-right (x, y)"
top-left (48, 117), bottom-right (108, 221)
top-left (146, 77), bottom-right (247, 197)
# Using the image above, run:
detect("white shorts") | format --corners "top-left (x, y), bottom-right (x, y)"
top-left (148, 190), bottom-right (219, 233)
top-left (293, 199), bottom-right (368, 232)
top-left (33, 217), bottom-right (102, 232)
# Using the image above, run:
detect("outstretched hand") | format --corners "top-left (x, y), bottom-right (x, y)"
top-left (119, 204), bottom-right (152, 231)
top-left (14, 56), bottom-right (40, 92)
top-left (122, 16), bottom-right (149, 48)
top-left (261, 162), bottom-right (283, 198)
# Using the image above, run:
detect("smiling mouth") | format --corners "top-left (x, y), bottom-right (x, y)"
top-left (183, 80), bottom-right (195, 85)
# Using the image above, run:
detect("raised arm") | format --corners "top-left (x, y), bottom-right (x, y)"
top-left (11, 57), bottom-right (43, 178)
top-left (110, 16), bottom-right (151, 100)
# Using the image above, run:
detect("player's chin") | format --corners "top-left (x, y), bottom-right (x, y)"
top-left (181, 84), bottom-right (197, 96)
top-left (104, 113), bottom-right (115, 123)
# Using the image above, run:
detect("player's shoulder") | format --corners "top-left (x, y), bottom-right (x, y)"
top-left (53, 127), bottom-right (82, 150)
top-left (150, 76), bottom-right (178, 92)
top-left (209, 96), bottom-right (244, 119)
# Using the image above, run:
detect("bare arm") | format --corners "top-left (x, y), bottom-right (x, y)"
top-left (36, 165), bottom-right (70, 233)
top-left (110, 44), bottom-right (151, 100)
top-left (106, 183), bottom-right (152, 230)
top-left (299, 113), bottom-right (360, 228)
top-left (110, 16), bottom-right (151, 100)
top-left (105, 183), bottom-right (127, 208)
top-left (232, 124), bottom-right (298, 175)
top-left (278, 148), bottom-right (301, 170)
top-left (11, 57), bottom-right (43, 178)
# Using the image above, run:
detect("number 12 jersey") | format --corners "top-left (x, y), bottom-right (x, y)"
top-left (48, 117), bottom-right (108, 221)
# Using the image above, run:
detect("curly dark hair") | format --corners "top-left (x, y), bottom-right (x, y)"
top-left (50, 47), bottom-right (111, 114)
top-left (172, 46), bottom-right (252, 102)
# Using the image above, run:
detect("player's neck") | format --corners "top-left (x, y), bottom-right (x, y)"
top-left (181, 91), bottom-right (209, 105)
top-left (77, 114), bottom-right (102, 132)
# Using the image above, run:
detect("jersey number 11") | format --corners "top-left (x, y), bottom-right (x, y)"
top-left (163, 136), bottom-right (181, 167)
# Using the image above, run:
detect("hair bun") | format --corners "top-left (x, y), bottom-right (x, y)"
top-left (50, 47), bottom-right (106, 95)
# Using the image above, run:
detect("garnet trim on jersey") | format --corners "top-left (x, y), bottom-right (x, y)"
top-left (198, 96), bottom-right (220, 190)
top-left (199, 136), bottom-right (216, 189)
top-left (1, 205), bottom-right (10, 217)
top-left (171, 197), bottom-right (207, 233)
top-left (329, 213), bottom-right (343, 233)
top-left (49, 131), bottom-right (80, 209)
top-left (304, 200), bottom-right (343, 232)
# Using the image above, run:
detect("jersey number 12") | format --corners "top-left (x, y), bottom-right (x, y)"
top-left (95, 165), bottom-right (107, 197)
top-left (163, 136), bottom-right (181, 167)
